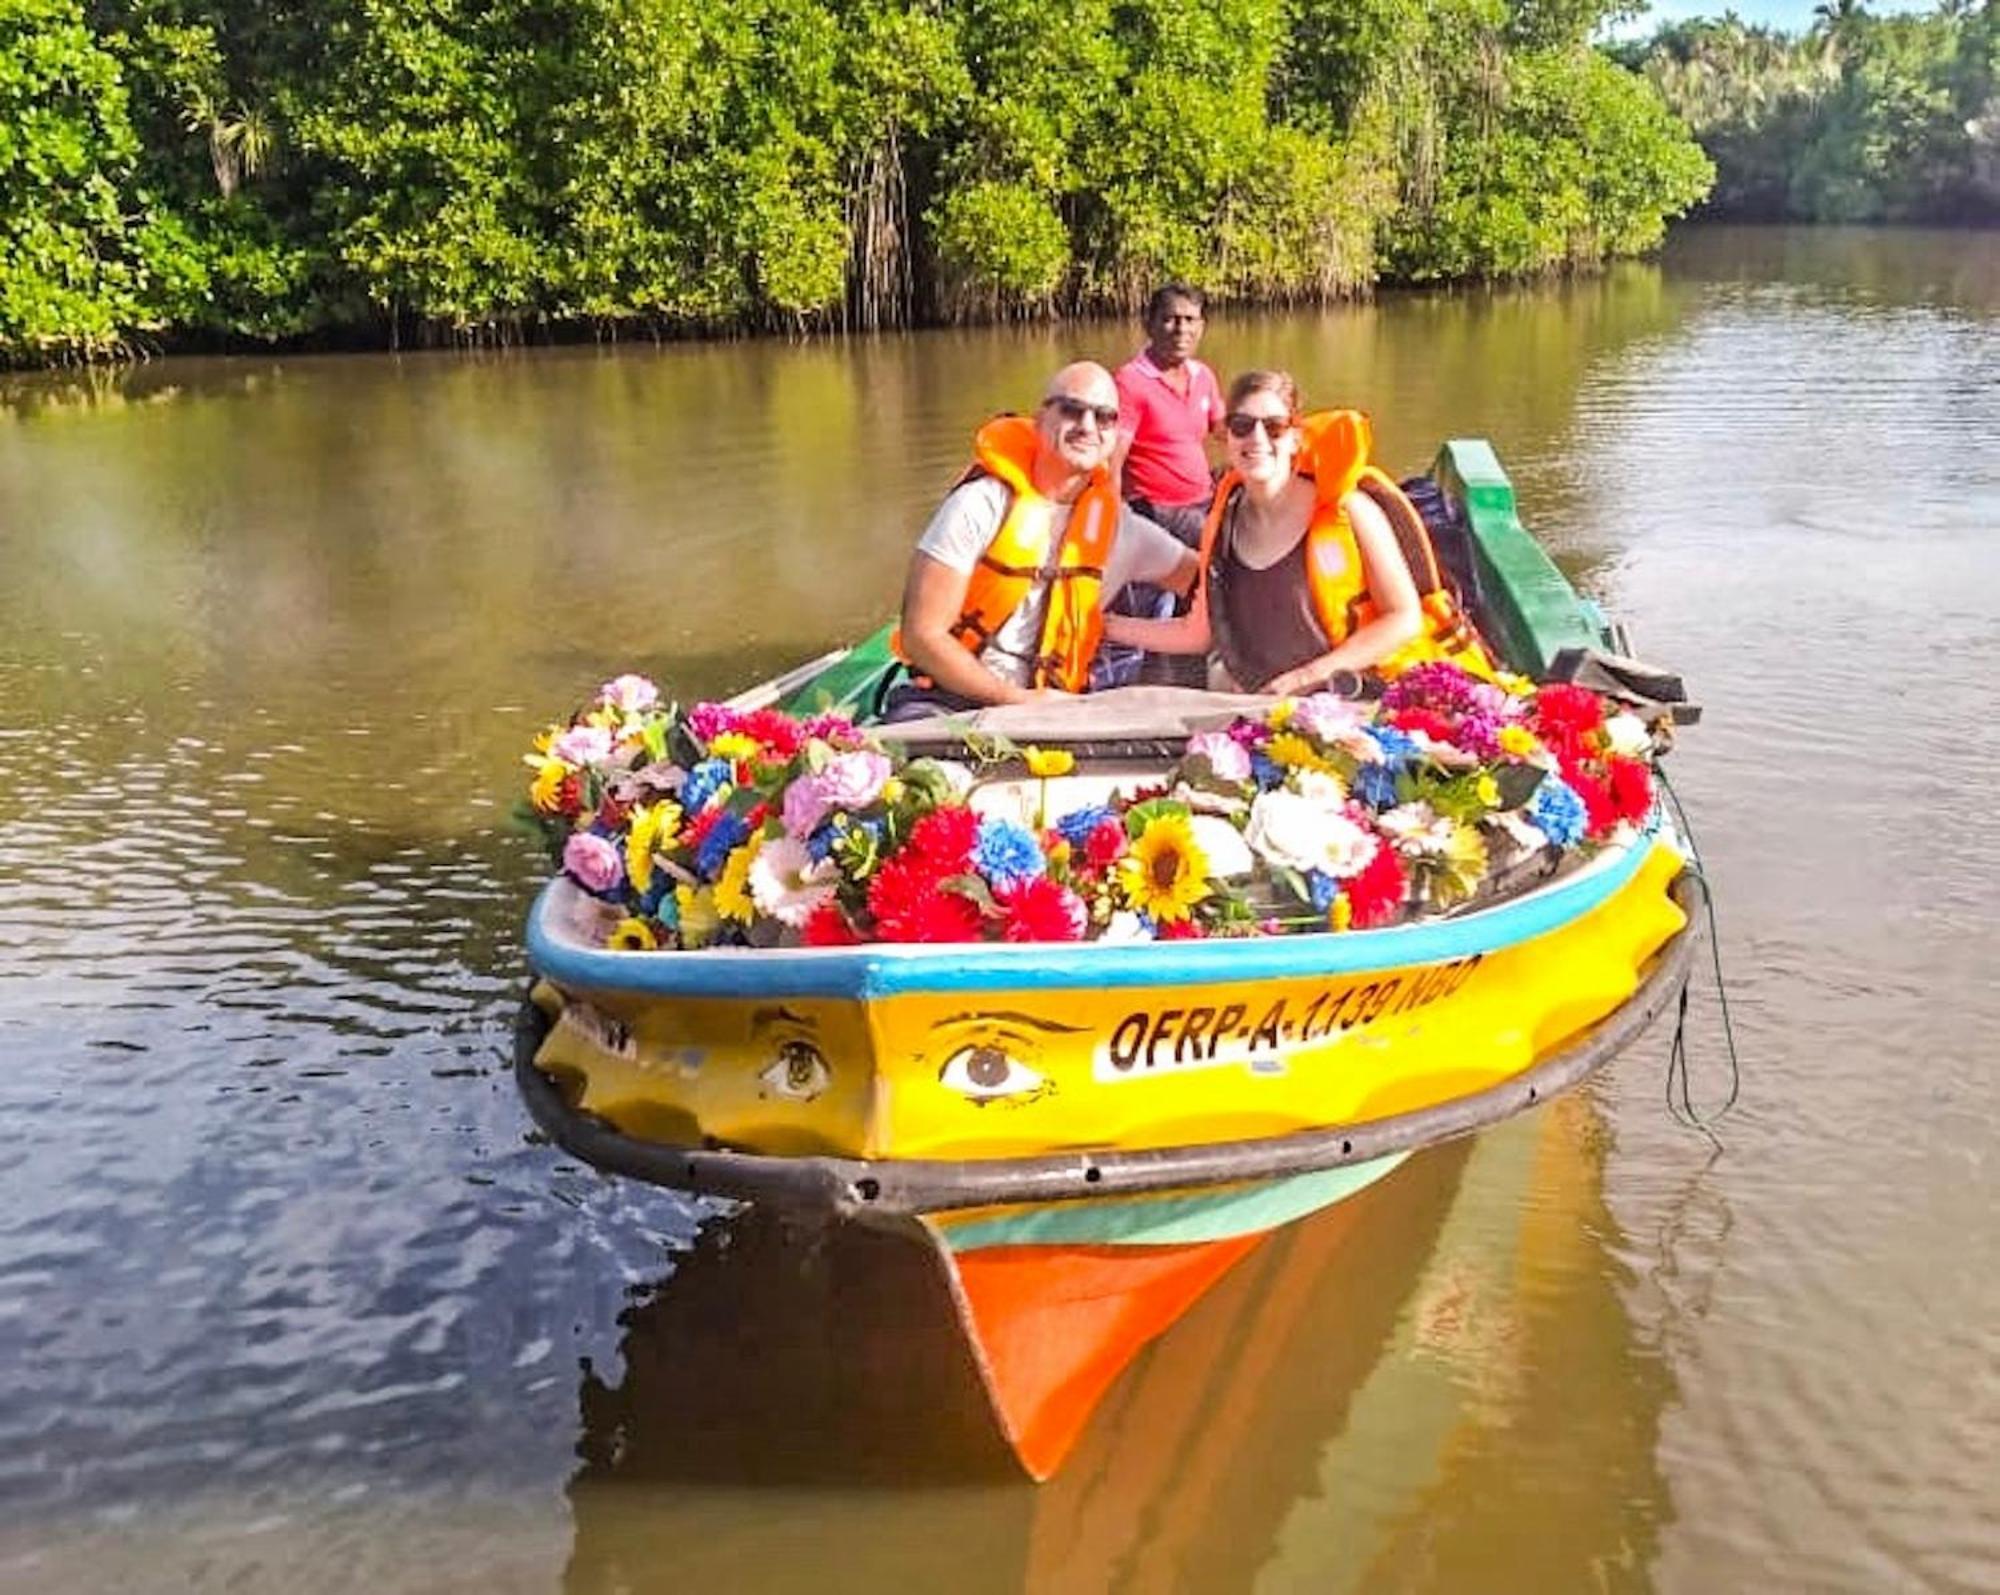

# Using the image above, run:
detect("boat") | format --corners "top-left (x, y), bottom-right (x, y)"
top-left (514, 439), bottom-right (1698, 1480)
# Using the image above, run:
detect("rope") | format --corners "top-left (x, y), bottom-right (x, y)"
top-left (1656, 765), bottom-right (1743, 1147)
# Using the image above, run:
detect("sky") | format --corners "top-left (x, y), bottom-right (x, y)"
top-left (1605, 0), bottom-right (1941, 37)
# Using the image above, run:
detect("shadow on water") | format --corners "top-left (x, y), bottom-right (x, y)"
top-left (559, 1144), bottom-right (1475, 1592)
top-left (559, 1094), bottom-right (1682, 1595)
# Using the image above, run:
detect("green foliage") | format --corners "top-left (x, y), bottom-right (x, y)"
top-left (1628, 1), bottom-right (2000, 223)
top-left (0, 0), bottom-right (150, 355)
top-left (3, 0), bottom-right (1723, 362)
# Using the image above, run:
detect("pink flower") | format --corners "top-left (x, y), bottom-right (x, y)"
top-left (817, 750), bottom-right (891, 811)
top-left (1187, 730), bottom-right (1252, 783)
top-left (781, 779), bottom-right (830, 839)
top-left (597, 674), bottom-right (660, 714)
top-left (563, 831), bottom-right (625, 894)
top-left (684, 703), bottom-right (740, 743)
top-left (551, 724), bottom-right (615, 767)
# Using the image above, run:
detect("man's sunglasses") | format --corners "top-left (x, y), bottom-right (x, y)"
top-left (1225, 413), bottom-right (1293, 440)
top-left (1044, 397), bottom-right (1120, 429)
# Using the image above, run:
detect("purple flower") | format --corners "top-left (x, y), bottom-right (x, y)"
top-left (1382, 661), bottom-right (1477, 715)
top-left (563, 831), bottom-right (625, 895)
top-left (1455, 711), bottom-right (1504, 759)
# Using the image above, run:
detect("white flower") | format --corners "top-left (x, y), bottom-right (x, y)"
top-left (1378, 801), bottom-right (1457, 858)
top-left (1101, 911), bottom-right (1155, 943)
top-left (1245, 789), bottom-right (1380, 878)
top-left (748, 835), bottom-right (838, 928)
top-left (1404, 730), bottom-right (1480, 769)
top-left (1604, 713), bottom-right (1652, 758)
top-left (1291, 768), bottom-right (1348, 804)
top-left (1186, 730), bottom-right (1252, 783)
top-left (1190, 814), bottom-right (1255, 878)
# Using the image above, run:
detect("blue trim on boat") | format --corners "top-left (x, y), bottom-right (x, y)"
top-left (526, 826), bottom-right (1662, 1001)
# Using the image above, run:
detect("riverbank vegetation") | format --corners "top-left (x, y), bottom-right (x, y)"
top-left (1620, 1), bottom-right (1999, 222)
top-left (2, 0), bottom-right (1716, 363)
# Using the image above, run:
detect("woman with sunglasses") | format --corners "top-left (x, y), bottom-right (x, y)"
top-left (1102, 370), bottom-right (1493, 696)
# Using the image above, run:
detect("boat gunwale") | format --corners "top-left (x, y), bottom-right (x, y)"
top-left (514, 874), bottom-right (1696, 1220)
top-left (526, 818), bottom-right (1669, 1001)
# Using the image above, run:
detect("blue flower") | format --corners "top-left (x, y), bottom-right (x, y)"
top-left (1056, 805), bottom-right (1118, 846)
top-left (1308, 871), bottom-right (1341, 913)
top-left (680, 757), bottom-right (733, 817)
top-left (1366, 726), bottom-right (1420, 766)
top-left (695, 810), bottom-right (750, 878)
top-left (1251, 752), bottom-right (1283, 789)
top-left (1527, 774), bottom-right (1587, 847)
top-left (973, 816), bottom-right (1045, 890)
top-left (1354, 762), bottom-right (1400, 808)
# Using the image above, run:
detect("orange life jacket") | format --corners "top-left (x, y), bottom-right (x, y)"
top-left (894, 415), bottom-right (1121, 693)
top-left (1197, 409), bottom-right (1496, 683)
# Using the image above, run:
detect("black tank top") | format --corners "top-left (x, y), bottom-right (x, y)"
top-left (1206, 495), bottom-right (1331, 690)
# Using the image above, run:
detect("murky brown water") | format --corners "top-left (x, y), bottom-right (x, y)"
top-left (1, 226), bottom-right (1995, 1593)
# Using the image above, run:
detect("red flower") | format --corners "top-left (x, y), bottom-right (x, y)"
top-left (1346, 842), bottom-right (1408, 929)
top-left (1531, 684), bottom-right (1605, 759)
top-left (1606, 757), bottom-right (1654, 825)
top-left (552, 773), bottom-right (585, 819)
top-left (594, 793), bottom-right (630, 831)
top-left (738, 709), bottom-right (804, 758)
top-left (906, 806), bottom-right (980, 871)
top-left (866, 853), bottom-right (958, 940)
top-left (1158, 917), bottom-right (1207, 941)
top-left (879, 888), bottom-right (984, 944)
top-left (802, 902), bottom-right (863, 946)
top-left (997, 877), bottom-right (1086, 942)
top-left (1386, 707), bottom-right (1457, 743)
top-left (1567, 770), bottom-right (1620, 838)
top-left (1083, 818), bottom-right (1128, 872)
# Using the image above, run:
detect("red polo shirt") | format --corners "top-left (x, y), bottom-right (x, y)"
top-left (1116, 351), bottom-right (1223, 507)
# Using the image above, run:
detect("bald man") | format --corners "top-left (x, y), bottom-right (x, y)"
top-left (890, 362), bottom-right (1198, 717)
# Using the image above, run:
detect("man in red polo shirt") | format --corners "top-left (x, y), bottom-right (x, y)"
top-left (1100, 284), bottom-right (1222, 686)
top-left (1115, 284), bottom-right (1224, 547)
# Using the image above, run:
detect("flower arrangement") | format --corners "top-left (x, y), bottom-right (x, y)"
top-left (520, 663), bottom-right (1662, 950)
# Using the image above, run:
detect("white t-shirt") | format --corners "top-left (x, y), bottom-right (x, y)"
top-left (915, 476), bottom-right (1189, 687)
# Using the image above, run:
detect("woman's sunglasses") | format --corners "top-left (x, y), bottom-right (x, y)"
top-left (1044, 396), bottom-right (1121, 429)
top-left (1225, 412), bottom-right (1293, 440)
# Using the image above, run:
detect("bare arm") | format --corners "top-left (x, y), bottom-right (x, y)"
top-left (1102, 562), bottom-right (1212, 654)
top-left (1259, 491), bottom-right (1424, 696)
top-left (897, 552), bottom-right (1037, 706)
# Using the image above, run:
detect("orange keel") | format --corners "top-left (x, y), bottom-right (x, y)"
top-left (945, 1235), bottom-right (1269, 1480)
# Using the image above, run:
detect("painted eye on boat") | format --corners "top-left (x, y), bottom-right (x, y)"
top-left (937, 1045), bottom-right (1046, 1103)
top-left (759, 1040), bottom-right (832, 1103)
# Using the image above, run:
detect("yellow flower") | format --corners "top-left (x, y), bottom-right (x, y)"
top-left (607, 916), bottom-right (660, 951)
top-left (1498, 724), bottom-right (1540, 757)
top-left (1117, 812), bottom-right (1212, 924)
top-left (1496, 671), bottom-right (1536, 699)
top-left (713, 836), bottom-right (762, 924)
top-left (1267, 700), bottom-right (1296, 730)
top-left (624, 801), bottom-right (683, 896)
top-left (531, 724), bottom-right (560, 755)
top-left (879, 777), bottom-right (905, 804)
top-left (1023, 746), bottom-right (1075, 778)
top-left (676, 884), bottom-right (721, 948)
top-left (527, 756), bottom-right (568, 812)
top-left (708, 732), bottom-right (760, 762)
top-left (1267, 731), bottom-right (1336, 774)
top-left (1329, 894), bottom-right (1354, 933)
top-left (1475, 773), bottom-right (1500, 808)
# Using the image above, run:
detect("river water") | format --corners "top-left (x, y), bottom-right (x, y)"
top-left (0, 226), bottom-right (1994, 1593)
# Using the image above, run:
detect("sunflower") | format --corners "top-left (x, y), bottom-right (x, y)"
top-left (607, 916), bottom-right (660, 951)
top-left (624, 801), bottom-right (683, 896)
top-left (1117, 812), bottom-right (1212, 924)
top-left (713, 836), bottom-right (762, 924)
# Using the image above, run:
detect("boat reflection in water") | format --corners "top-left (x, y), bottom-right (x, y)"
top-left (560, 1093), bottom-right (1674, 1593)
